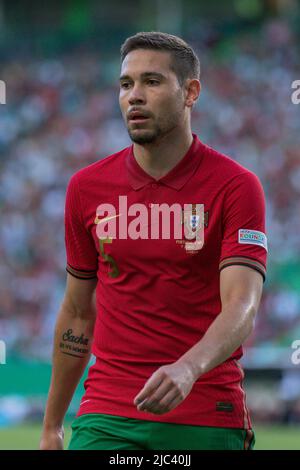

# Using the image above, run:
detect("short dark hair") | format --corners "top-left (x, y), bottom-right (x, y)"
top-left (120, 31), bottom-right (200, 86)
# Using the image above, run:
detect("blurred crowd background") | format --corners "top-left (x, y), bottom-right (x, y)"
top-left (0, 0), bottom-right (300, 427)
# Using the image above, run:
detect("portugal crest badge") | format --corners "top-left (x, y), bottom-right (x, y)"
top-left (181, 203), bottom-right (205, 252)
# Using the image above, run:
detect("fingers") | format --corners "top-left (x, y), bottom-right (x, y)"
top-left (134, 374), bottom-right (164, 406)
top-left (137, 379), bottom-right (173, 411)
top-left (154, 393), bottom-right (182, 415)
top-left (137, 377), bottom-right (183, 414)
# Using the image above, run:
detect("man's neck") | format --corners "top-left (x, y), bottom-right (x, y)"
top-left (133, 128), bottom-right (194, 180)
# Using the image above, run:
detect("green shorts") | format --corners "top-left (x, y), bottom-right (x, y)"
top-left (68, 413), bottom-right (255, 450)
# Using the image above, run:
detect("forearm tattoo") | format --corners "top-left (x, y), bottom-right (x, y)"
top-left (59, 329), bottom-right (90, 359)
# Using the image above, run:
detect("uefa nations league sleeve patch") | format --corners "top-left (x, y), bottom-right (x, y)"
top-left (238, 229), bottom-right (268, 252)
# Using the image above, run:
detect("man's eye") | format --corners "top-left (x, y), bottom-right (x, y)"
top-left (148, 79), bottom-right (159, 85)
top-left (121, 82), bottom-right (131, 89)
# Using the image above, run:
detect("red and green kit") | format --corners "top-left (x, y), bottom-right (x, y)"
top-left (64, 134), bottom-right (267, 430)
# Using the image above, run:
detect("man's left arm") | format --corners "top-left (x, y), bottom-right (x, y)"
top-left (134, 265), bottom-right (263, 414)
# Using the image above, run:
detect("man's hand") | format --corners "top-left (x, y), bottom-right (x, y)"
top-left (39, 425), bottom-right (64, 450)
top-left (133, 360), bottom-right (196, 415)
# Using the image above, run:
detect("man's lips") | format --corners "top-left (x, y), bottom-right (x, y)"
top-left (129, 117), bottom-right (150, 123)
top-left (127, 110), bottom-right (151, 122)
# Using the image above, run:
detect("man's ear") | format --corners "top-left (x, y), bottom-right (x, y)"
top-left (185, 79), bottom-right (201, 108)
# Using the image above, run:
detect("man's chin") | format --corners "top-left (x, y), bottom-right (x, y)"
top-left (128, 129), bottom-right (157, 145)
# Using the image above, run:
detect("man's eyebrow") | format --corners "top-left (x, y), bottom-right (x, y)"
top-left (119, 72), bottom-right (166, 81)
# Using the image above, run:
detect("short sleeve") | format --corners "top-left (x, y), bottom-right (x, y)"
top-left (64, 174), bottom-right (98, 280)
top-left (219, 171), bottom-right (268, 282)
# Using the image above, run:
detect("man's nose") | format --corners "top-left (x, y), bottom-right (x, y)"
top-left (128, 84), bottom-right (146, 105)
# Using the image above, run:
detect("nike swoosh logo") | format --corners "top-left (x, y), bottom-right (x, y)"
top-left (80, 399), bottom-right (91, 406)
top-left (94, 214), bottom-right (121, 224)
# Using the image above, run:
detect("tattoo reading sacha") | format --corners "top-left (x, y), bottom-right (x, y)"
top-left (59, 329), bottom-right (89, 357)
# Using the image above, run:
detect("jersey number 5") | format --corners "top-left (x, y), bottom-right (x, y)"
top-left (99, 238), bottom-right (119, 278)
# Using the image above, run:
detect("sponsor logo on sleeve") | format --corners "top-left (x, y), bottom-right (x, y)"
top-left (238, 229), bottom-right (268, 252)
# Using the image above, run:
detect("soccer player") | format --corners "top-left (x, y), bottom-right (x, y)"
top-left (40, 32), bottom-right (267, 450)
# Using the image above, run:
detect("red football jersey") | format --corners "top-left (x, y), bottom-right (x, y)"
top-left (64, 134), bottom-right (267, 428)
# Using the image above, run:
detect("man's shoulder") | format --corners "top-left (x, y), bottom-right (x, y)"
top-left (71, 146), bottom-right (130, 185)
top-left (200, 141), bottom-right (259, 184)
top-left (201, 141), bottom-right (247, 174)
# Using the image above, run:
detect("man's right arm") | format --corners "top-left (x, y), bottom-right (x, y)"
top-left (40, 273), bottom-right (97, 450)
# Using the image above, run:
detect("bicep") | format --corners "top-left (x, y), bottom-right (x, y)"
top-left (62, 273), bottom-right (97, 319)
top-left (220, 265), bottom-right (263, 314)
